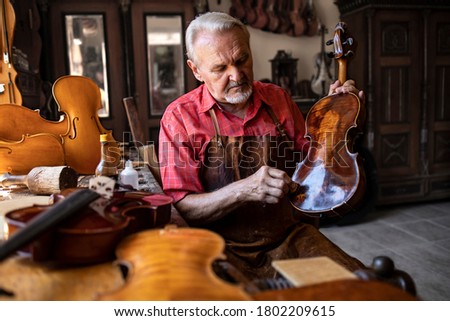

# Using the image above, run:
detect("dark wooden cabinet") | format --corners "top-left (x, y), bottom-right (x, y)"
top-left (336, 0), bottom-right (450, 205)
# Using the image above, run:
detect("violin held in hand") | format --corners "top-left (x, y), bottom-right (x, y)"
top-left (290, 22), bottom-right (366, 222)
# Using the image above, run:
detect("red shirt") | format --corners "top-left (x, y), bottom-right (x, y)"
top-left (159, 81), bottom-right (309, 203)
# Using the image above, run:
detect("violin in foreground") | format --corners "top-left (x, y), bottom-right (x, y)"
top-left (0, 182), bottom-right (173, 265)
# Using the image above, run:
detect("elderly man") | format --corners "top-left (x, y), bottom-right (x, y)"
top-left (159, 12), bottom-right (365, 280)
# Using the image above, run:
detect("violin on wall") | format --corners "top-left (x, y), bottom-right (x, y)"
top-left (311, 25), bottom-right (333, 96)
top-left (0, 0), bottom-right (21, 105)
top-left (290, 22), bottom-right (366, 221)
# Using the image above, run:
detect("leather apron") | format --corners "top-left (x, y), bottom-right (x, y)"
top-left (200, 105), bottom-right (364, 280)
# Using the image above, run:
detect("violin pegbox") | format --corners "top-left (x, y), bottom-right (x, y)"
top-left (89, 176), bottom-right (115, 199)
top-left (325, 21), bottom-right (357, 85)
top-left (326, 22), bottom-right (357, 61)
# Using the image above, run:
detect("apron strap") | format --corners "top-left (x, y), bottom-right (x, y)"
top-left (262, 104), bottom-right (287, 138)
top-left (208, 108), bottom-right (224, 148)
top-left (263, 104), bottom-right (293, 149)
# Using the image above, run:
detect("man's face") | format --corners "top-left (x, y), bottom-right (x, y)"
top-left (187, 27), bottom-right (254, 107)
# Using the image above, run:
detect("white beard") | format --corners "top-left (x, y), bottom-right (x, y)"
top-left (224, 83), bottom-right (253, 104)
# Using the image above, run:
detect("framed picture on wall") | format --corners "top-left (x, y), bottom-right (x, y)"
top-left (65, 14), bottom-right (110, 118)
top-left (146, 15), bottom-right (185, 117)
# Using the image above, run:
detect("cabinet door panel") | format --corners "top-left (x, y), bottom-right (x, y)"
top-left (373, 11), bottom-right (421, 179)
top-left (337, 1), bottom-right (450, 205)
top-left (428, 12), bottom-right (450, 175)
top-left (380, 66), bottom-right (410, 124)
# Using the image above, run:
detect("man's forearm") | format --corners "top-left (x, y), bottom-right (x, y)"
top-left (174, 179), bottom-right (251, 226)
top-left (173, 166), bottom-right (294, 226)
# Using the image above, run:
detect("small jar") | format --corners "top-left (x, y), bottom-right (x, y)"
top-left (95, 134), bottom-right (119, 180)
top-left (119, 160), bottom-right (139, 189)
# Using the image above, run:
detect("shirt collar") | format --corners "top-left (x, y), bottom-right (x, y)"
top-left (198, 84), bottom-right (218, 113)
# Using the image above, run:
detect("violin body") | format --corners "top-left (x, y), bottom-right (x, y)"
top-left (0, 104), bottom-right (68, 140)
top-left (2, 190), bottom-right (249, 300)
top-left (289, 0), bottom-right (306, 37)
top-left (99, 226), bottom-right (250, 300)
top-left (311, 57), bottom-right (333, 96)
top-left (0, 75), bottom-right (119, 174)
top-left (4, 189), bottom-right (173, 265)
top-left (5, 203), bottom-right (128, 264)
top-left (265, 0), bottom-right (280, 32)
top-left (0, 133), bottom-right (65, 174)
top-left (302, 0), bottom-right (320, 36)
top-left (52, 75), bottom-right (120, 174)
top-left (290, 22), bottom-right (366, 221)
top-left (290, 93), bottom-right (366, 218)
top-left (0, 104), bottom-right (67, 174)
top-left (229, 0), bottom-right (246, 21)
top-left (277, 0), bottom-right (292, 34)
top-left (251, 0), bottom-right (269, 30)
top-left (243, 0), bottom-right (257, 25)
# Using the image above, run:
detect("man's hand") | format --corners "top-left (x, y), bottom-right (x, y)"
top-left (175, 165), bottom-right (298, 225)
top-left (240, 165), bottom-right (298, 204)
top-left (328, 79), bottom-right (365, 103)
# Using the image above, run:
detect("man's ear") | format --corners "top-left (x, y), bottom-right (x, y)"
top-left (187, 59), bottom-right (203, 82)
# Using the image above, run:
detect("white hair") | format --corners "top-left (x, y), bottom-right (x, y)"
top-left (185, 12), bottom-right (250, 64)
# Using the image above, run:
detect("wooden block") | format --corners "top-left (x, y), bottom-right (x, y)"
top-left (138, 145), bottom-right (161, 186)
top-left (272, 256), bottom-right (357, 287)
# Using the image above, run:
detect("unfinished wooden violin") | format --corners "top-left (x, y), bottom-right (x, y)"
top-left (98, 226), bottom-right (250, 300)
top-left (1, 188), bottom-right (173, 264)
top-left (0, 75), bottom-right (119, 174)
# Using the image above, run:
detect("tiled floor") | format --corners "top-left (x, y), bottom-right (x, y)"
top-left (320, 199), bottom-right (450, 301)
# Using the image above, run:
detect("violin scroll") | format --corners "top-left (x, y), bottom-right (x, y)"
top-left (326, 22), bottom-right (357, 84)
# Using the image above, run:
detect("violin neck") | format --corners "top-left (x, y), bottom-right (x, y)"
top-left (337, 59), bottom-right (347, 85)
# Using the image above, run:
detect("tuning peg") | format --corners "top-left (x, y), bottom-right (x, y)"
top-left (343, 37), bottom-right (354, 46)
top-left (345, 51), bottom-right (354, 58)
top-left (327, 52), bottom-right (335, 58)
top-left (326, 39), bottom-right (334, 46)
